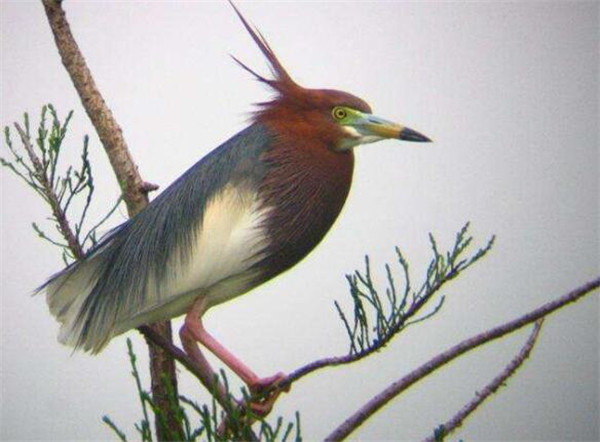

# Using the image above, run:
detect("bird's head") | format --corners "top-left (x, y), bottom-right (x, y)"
top-left (230, 2), bottom-right (431, 151)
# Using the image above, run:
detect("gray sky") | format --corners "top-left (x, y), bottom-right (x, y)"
top-left (1, 1), bottom-right (598, 441)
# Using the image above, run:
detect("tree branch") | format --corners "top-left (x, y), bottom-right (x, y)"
top-left (40, 0), bottom-right (150, 215)
top-left (40, 1), bottom-right (179, 439)
top-left (137, 326), bottom-right (234, 411)
top-left (286, 227), bottom-right (494, 386)
top-left (424, 319), bottom-right (544, 442)
top-left (324, 277), bottom-right (599, 441)
top-left (14, 121), bottom-right (84, 260)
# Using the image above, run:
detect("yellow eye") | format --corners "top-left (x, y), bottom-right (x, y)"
top-left (332, 107), bottom-right (348, 121)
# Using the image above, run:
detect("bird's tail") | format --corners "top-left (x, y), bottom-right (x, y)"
top-left (40, 255), bottom-right (106, 351)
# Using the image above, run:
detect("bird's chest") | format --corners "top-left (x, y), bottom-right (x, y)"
top-left (257, 142), bottom-right (354, 278)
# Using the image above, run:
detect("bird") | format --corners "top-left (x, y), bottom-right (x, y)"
top-left (41, 2), bottom-right (430, 404)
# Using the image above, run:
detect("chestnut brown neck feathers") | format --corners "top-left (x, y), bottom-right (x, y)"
top-left (230, 2), bottom-right (366, 277)
top-left (257, 128), bottom-right (354, 279)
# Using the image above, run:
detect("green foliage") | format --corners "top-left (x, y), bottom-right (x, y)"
top-left (336, 222), bottom-right (495, 356)
top-left (103, 339), bottom-right (302, 442)
top-left (1, 104), bottom-right (122, 264)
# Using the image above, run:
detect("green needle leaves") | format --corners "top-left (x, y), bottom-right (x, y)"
top-left (2, 104), bottom-right (123, 264)
top-left (336, 222), bottom-right (495, 357)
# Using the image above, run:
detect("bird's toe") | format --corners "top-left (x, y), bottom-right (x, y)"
top-left (249, 371), bottom-right (289, 394)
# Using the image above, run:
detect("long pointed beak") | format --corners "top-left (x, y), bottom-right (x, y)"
top-left (357, 114), bottom-right (432, 143)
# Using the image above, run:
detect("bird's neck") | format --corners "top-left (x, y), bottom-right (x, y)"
top-left (256, 126), bottom-right (354, 279)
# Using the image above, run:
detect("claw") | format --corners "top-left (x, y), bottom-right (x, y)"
top-left (248, 399), bottom-right (275, 417)
top-left (246, 372), bottom-right (290, 417)
top-left (249, 372), bottom-right (289, 394)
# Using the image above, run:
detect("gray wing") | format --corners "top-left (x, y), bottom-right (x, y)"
top-left (42, 124), bottom-right (273, 353)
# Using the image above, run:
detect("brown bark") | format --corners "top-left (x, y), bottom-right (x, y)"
top-left (40, 1), bottom-right (182, 439)
top-left (40, 0), bottom-right (148, 213)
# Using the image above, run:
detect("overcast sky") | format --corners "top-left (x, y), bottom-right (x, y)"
top-left (1, 1), bottom-right (598, 441)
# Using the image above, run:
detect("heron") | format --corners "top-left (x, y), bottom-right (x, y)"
top-left (42, 2), bottom-right (430, 410)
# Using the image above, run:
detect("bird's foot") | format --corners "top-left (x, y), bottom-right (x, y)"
top-left (249, 372), bottom-right (290, 395)
top-left (246, 372), bottom-right (290, 417)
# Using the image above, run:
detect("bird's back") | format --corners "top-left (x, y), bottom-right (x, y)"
top-left (44, 124), bottom-right (274, 353)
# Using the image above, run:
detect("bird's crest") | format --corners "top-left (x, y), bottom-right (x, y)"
top-left (229, 1), bottom-right (302, 101)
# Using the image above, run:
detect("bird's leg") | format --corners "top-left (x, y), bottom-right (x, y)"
top-left (183, 296), bottom-right (289, 415)
top-left (179, 325), bottom-right (229, 404)
top-left (190, 321), bottom-right (289, 415)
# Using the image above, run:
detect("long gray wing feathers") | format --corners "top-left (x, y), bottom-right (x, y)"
top-left (41, 124), bottom-right (272, 353)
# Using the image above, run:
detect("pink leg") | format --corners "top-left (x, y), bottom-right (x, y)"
top-left (180, 325), bottom-right (228, 401)
top-left (182, 296), bottom-right (287, 391)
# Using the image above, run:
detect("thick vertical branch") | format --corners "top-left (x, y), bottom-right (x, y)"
top-left (40, 1), bottom-right (182, 439)
top-left (40, 0), bottom-right (148, 213)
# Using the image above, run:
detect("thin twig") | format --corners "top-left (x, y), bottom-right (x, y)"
top-left (324, 277), bottom-right (599, 441)
top-left (423, 319), bottom-right (544, 442)
top-left (285, 232), bottom-right (495, 387)
top-left (14, 122), bottom-right (84, 259)
top-left (81, 195), bottom-right (123, 247)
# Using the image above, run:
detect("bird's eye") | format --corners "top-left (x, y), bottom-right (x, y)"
top-left (332, 107), bottom-right (348, 121)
